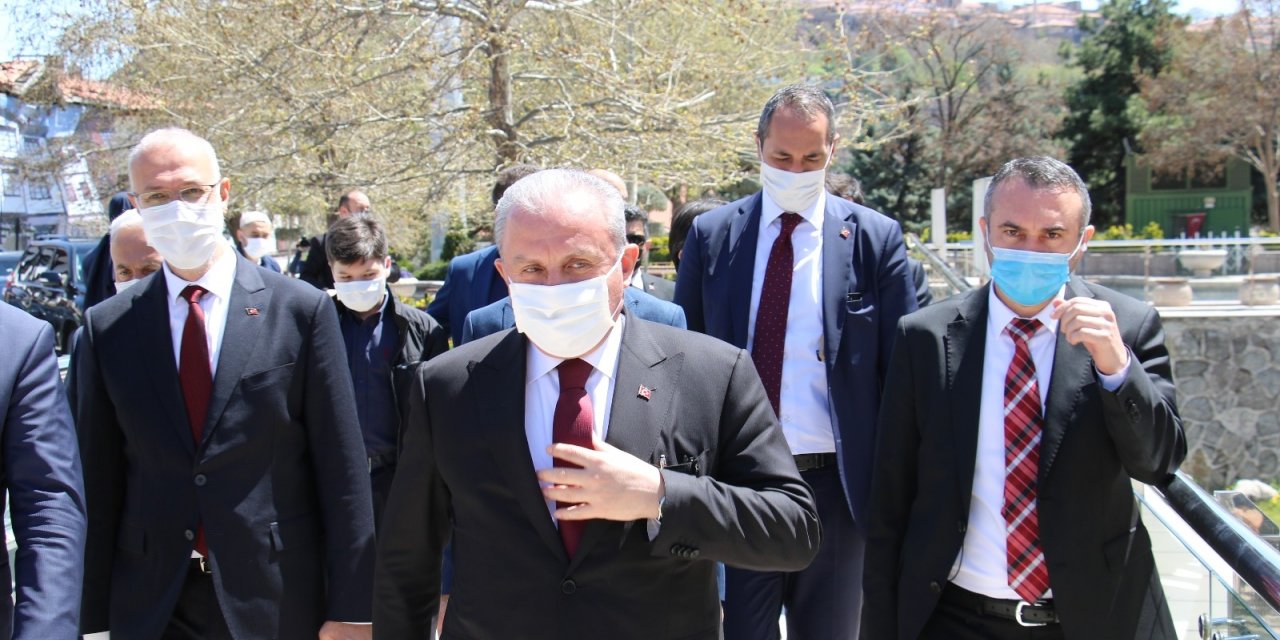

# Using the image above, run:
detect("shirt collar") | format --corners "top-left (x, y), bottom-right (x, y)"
top-left (760, 185), bottom-right (826, 229)
top-left (987, 284), bottom-right (1063, 338)
top-left (163, 245), bottom-right (238, 305)
top-left (526, 314), bottom-right (627, 386)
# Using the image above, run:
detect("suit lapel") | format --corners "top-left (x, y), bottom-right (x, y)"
top-left (138, 274), bottom-right (196, 456)
top-left (948, 286), bottom-right (990, 509)
top-left (821, 203), bottom-right (857, 364)
top-left (1040, 278), bottom-right (1094, 483)
top-left (470, 331), bottom-right (568, 562)
top-left (200, 259), bottom-right (271, 449)
top-left (726, 195), bottom-right (761, 348)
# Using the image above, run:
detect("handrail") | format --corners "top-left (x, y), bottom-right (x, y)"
top-left (905, 233), bottom-right (973, 293)
top-left (1154, 471), bottom-right (1280, 614)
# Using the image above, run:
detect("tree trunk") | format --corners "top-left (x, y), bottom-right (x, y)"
top-left (487, 31), bottom-right (518, 167)
top-left (1265, 174), bottom-right (1279, 234)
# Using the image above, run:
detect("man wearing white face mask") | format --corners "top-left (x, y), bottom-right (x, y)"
top-left (675, 84), bottom-right (919, 640)
top-left (235, 210), bottom-right (282, 273)
top-left (326, 214), bottom-right (447, 528)
top-left (376, 168), bottom-right (819, 639)
top-left (74, 127), bottom-right (377, 640)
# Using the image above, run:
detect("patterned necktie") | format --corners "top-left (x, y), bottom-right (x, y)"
top-left (1003, 317), bottom-right (1049, 602)
top-left (752, 212), bottom-right (803, 416)
top-left (552, 358), bottom-right (594, 557)
top-left (179, 284), bottom-right (212, 557)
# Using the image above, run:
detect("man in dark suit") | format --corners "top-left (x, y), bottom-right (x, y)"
top-left (675, 84), bottom-right (917, 639)
top-left (375, 168), bottom-right (820, 639)
top-left (427, 164), bottom-right (539, 344)
top-left (864, 157), bottom-right (1185, 640)
top-left (0, 303), bottom-right (87, 639)
top-left (624, 204), bottom-right (676, 301)
top-left (299, 189), bottom-right (370, 290)
top-left (75, 128), bottom-right (376, 640)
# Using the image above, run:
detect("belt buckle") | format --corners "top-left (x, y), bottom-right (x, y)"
top-left (197, 556), bottom-right (212, 575)
top-left (1015, 601), bottom-right (1046, 627)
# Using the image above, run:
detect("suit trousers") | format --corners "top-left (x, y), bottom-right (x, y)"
top-left (162, 560), bottom-right (234, 640)
top-left (370, 462), bottom-right (397, 532)
top-left (724, 467), bottom-right (864, 640)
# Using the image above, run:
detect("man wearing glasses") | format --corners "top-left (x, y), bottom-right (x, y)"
top-left (623, 204), bottom-right (675, 301)
top-left (74, 128), bottom-right (376, 640)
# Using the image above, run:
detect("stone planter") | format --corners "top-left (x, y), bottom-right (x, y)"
top-left (1240, 275), bottom-right (1280, 306)
top-left (1178, 249), bottom-right (1228, 278)
top-left (1151, 277), bottom-right (1193, 306)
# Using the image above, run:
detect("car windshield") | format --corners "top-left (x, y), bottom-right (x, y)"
top-left (72, 241), bottom-right (98, 284)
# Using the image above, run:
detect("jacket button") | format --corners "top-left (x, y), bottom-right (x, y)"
top-left (686, 548), bottom-right (700, 559)
top-left (184, 529), bottom-right (195, 541)
top-left (194, 474), bottom-right (207, 487)
top-left (957, 521), bottom-right (967, 534)
top-left (561, 579), bottom-right (577, 595)
top-left (929, 581), bottom-right (942, 594)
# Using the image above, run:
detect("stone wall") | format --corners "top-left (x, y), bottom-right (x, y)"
top-left (1163, 311), bottom-right (1280, 488)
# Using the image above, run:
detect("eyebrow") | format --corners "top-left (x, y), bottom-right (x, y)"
top-left (999, 221), bottom-right (1069, 233)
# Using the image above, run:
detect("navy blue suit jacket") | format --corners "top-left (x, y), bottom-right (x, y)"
top-left (674, 192), bottom-right (917, 528)
top-left (427, 245), bottom-right (507, 345)
top-left (460, 287), bottom-right (687, 344)
top-left (0, 304), bottom-right (88, 640)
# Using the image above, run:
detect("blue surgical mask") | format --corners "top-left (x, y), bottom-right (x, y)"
top-left (986, 233), bottom-right (1084, 307)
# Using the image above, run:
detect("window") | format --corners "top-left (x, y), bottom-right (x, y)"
top-left (79, 180), bottom-right (93, 200)
top-left (21, 136), bottom-right (40, 154)
top-left (2, 170), bottom-right (18, 197)
top-left (0, 126), bottom-right (16, 155)
top-left (64, 182), bottom-right (78, 203)
top-left (29, 182), bottom-right (51, 200)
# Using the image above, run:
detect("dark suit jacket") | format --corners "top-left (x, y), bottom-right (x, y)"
top-left (427, 245), bottom-right (507, 345)
top-left (459, 287), bottom-right (687, 345)
top-left (635, 270), bottom-right (675, 301)
top-left (374, 317), bottom-right (820, 639)
top-left (674, 192), bottom-right (918, 527)
top-left (0, 304), bottom-right (87, 640)
top-left (864, 279), bottom-right (1185, 640)
top-left (298, 233), bottom-right (335, 290)
top-left (74, 256), bottom-right (376, 639)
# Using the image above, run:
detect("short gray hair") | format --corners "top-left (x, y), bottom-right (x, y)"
top-left (494, 169), bottom-right (626, 255)
top-left (756, 84), bottom-right (837, 145)
top-left (984, 156), bottom-right (1092, 230)
top-left (128, 127), bottom-right (222, 190)
top-left (109, 208), bottom-right (144, 241)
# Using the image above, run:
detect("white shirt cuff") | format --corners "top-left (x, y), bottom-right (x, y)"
top-left (1096, 352), bottom-right (1132, 392)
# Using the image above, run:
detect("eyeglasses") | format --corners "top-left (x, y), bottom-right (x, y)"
top-left (626, 233), bottom-right (647, 246)
top-left (130, 181), bottom-right (221, 208)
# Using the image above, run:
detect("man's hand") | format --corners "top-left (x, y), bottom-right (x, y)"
top-left (1050, 298), bottom-right (1129, 375)
top-left (318, 621), bottom-right (372, 640)
top-left (538, 438), bottom-right (663, 521)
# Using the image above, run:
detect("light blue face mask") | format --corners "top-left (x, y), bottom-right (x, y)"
top-left (986, 232), bottom-right (1084, 307)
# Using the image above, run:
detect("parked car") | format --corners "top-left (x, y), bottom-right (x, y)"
top-left (0, 251), bottom-right (20, 282)
top-left (2, 237), bottom-right (100, 354)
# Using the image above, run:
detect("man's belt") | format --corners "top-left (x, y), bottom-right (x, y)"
top-left (792, 453), bottom-right (837, 472)
top-left (368, 451), bottom-right (398, 472)
top-left (941, 584), bottom-right (1059, 627)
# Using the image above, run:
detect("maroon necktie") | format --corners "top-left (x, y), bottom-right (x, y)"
top-left (179, 284), bottom-right (212, 557)
top-left (752, 212), bottom-right (803, 416)
top-left (1003, 317), bottom-right (1049, 602)
top-left (552, 358), bottom-right (594, 557)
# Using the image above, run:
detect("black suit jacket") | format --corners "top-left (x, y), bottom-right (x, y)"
top-left (864, 279), bottom-right (1185, 640)
top-left (75, 256), bottom-right (376, 639)
top-left (375, 316), bottom-right (820, 639)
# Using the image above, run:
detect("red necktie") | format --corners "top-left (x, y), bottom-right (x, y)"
top-left (552, 358), bottom-right (594, 557)
top-left (1003, 317), bottom-right (1049, 602)
top-left (752, 212), bottom-right (803, 416)
top-left (179, 284), bottom-right (212, 557)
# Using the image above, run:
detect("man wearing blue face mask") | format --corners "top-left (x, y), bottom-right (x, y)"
top-left (864, 156), bottom-right (1185, 640)
top-left (375, 168), bottom-right (819, 639)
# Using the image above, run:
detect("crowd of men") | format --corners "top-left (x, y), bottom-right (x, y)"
top-left (0, 84), bottom-right (1185, 640)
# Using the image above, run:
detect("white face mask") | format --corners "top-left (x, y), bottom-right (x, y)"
top-left (758, 148), bottom-right (831, 213)
top-left (508, 256), bottom-right (623, 359)
top-left (243, 237), bottom-right (272, 261)
top-left (114, 279), bottom-right (139, 294)
top-left (334, 277), bottom-right (387, 313)
top-left (140, 199), bottom-right (225, 270)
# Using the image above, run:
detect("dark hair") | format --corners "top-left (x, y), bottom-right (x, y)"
top-left (984, 156), bottom-right (1092, 229)
top-left (669, 198), bottom-right (727, 269)
top-left (492, 164), bottom-right (540, 205)
top-left (325, 215), bottom-right (388, 264)
top-left (336, 188), bottom-right (364, 212)
top-left (756, 84), bottom-right (837, 145)
top-left (107, 191), bottom-right (131, 221)
top-left (825, 173), bottom-right (864, 205)
top-left (623, 204), bottom-right (648, 224)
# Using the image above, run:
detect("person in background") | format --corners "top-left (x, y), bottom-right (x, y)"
top-left (825, 172), bottom-right (933, 308)
top-left (109, 209), bottom-right (163, 292)
top-left (82, 192), bottom-right (134, 309)
top-left (300, 189), bottom-right (370, 290)
top-left (289, 237), bottom-right (311, 277)
top-left (623, 204), bottom-right (675, 301)
top-left (326, 214), bottom-right (448, 528)
top-left (235, 210), bottom-right (282, 273)
top-left (668, 198), bottom-right (726, 272)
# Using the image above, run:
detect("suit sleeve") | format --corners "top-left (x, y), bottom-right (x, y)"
top-left (374, 368), bottom-right (451, 636)
top-left (303, 293), bottom-right (377, 621)
top-left (862, 319), bottom-right (920, 639)
top-left (1100, 304), bottom-right (1186, 484)
top-left (669, 304), bottom-right (687, 330)
top-left (459, 308), bottom-right (476, 346)
top-left (649, 348), bottom-right (820, 571)
top-left (673, 219), bottom-right (707, 333)
top-left (6, 320), bottom-right (87, 639)
top-left (424, 316), bottom-right (449, 361)
top-left (74, 313), bottom-right (125, 634)
top-left (426, 262), bottom-right (457, 342)
top-left (875, 223), bottom-right (919, 383)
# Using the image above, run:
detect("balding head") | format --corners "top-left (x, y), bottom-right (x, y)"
top-left (127, 128), bottom-right (221, 195)
top-left (109, 209), bottom-right (163, 286)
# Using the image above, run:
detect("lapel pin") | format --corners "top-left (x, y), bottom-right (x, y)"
top-left (839, 227), bottom-right (851, 239)
top-left (245, 307), bottom-right (260, 316)
top-left (637, 385), bottom-right (653, 401)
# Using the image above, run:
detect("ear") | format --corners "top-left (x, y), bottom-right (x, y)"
top-left (620, 243), bottom-right (640, 280)
top-left (382, 255), bottom-right (392, 270)
top-left (218, 177), bottom-right (231, 202)
top-left (494, 258), bottom-right (508, 282)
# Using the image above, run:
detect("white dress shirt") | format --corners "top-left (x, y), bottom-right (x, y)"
top-left (525, 315), bottom-right (625, 523)
top-left (162, 248), bottom-right (238, 376)
top-left (746, 189), bottom-right (835, 455)
top-left (952, 286), bottom-right (1129, 601)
